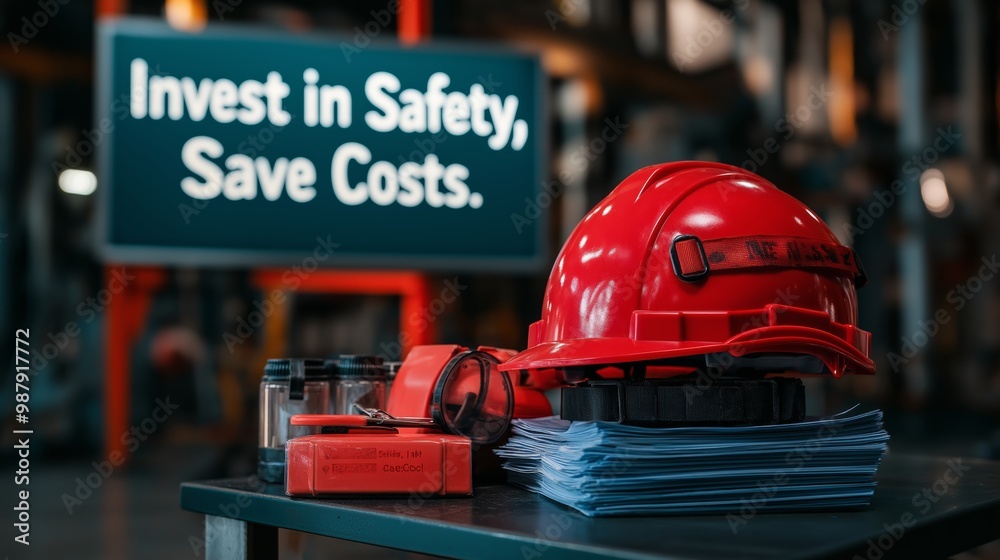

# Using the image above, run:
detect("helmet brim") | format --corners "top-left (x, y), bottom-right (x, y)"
top-left (499, 325), bottom-right (875, 377)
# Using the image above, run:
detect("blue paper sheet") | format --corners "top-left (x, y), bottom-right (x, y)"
top-left (495, 408), bottom-right (889, 516)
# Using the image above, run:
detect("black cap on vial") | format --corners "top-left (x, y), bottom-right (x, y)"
top-left (332, 355), bottom-right (387, 379)
top-left (263, 358), bottom-right (329, 399)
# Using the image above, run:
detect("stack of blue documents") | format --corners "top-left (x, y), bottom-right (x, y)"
top-left (495, 408), bottom-right (889, 516)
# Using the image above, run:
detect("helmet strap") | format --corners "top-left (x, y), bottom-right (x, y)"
top-left (671, 234), bottom-right (867, 287)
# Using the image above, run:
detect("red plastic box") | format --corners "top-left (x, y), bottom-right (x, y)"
top-left (285, 431), bottom-right (473, 497)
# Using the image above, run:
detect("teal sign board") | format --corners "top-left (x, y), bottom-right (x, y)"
top-left (97, 19), bottom-right (546, 270)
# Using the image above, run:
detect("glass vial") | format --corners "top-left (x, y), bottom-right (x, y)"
top-left (258, 358), bottom-right (331, 484)
top-left (330, 355), bottom-right (387, 414)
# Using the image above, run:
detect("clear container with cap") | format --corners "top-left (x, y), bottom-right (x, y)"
top-left (258, 358), bottom-right (331, 484)
top-left (329, 355), bottom-right (387, 414)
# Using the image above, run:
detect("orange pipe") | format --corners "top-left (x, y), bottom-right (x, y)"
top-left (398, 0), bottom-right (431, 44)
top-left (104, 266), bottom-right (128, 460)
top-left (104, 266), bottom-right (166, 460)
top-left (96, 0), bottom-right (128, 18)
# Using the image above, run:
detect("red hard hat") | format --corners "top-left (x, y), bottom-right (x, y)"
top-left (501, 162), bottom-right (874, 378)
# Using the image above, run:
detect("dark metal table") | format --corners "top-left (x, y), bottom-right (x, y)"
top-left (180, 453), bottom-right (1000, 559)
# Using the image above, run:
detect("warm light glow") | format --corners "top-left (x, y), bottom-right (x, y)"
top-left (743, 55), bottom-right (774, 95)
top-left (668, 0), bottom-right (734, 73)
top-left (920, 169), bottom-right (952, 217)
top-left (561, 0), bottom-right (590, 27)
top-left (58, 169), bottom-right (97, 196)
top-left (165, 0), bottom-right (207, 32)
top-left (829, 18), bottom-right (857, 145)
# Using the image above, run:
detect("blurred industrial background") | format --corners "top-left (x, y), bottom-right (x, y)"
top-left (2, 0), bottom-right (1000, 558)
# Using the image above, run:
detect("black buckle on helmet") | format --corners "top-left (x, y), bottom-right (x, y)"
top-left (670, 235), bottom-right (709, 282)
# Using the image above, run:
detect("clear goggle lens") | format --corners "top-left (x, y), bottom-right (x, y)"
top-left (434, 351), bottom-right (514, 445)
